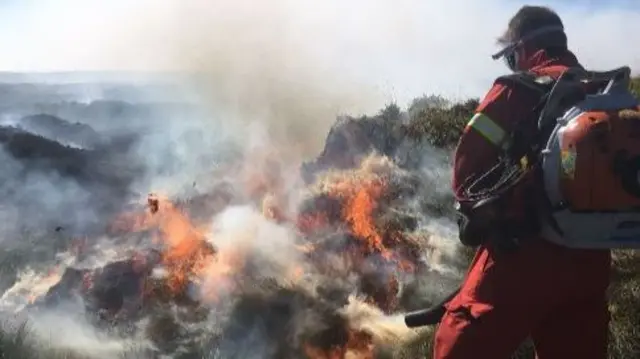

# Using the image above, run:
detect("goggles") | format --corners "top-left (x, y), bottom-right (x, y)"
top-left (491, 25), bottom-right (565, 71)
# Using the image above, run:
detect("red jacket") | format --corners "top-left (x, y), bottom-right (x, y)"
top-left (452, 49), bottom-right (583, 202)
top-left (435, 50), bottom-right (612, 359)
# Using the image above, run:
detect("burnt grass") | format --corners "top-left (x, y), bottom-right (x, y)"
top-left (1, 78), bottom-right (640, 359)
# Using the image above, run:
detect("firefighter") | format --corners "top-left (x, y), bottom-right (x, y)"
top-left (433, 6), bottom-right (612, 359)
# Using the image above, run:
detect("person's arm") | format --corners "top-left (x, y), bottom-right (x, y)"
top-left (452, 81), bottom-right (531, 201)
top-left (453, 84), bottom-right (506, 200)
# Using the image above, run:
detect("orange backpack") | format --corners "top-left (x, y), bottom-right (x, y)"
top-left (462, 66), bottom-right (640, 249)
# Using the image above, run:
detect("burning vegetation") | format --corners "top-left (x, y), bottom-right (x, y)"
top-left (131, 155), bottom-right (431, 356)
top-left (1, 78), bottom-right (640, 359)
top-left (11, 131), bottom-right (455, 359)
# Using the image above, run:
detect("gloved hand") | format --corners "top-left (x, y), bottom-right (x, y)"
top-left (456, 199), bottom-right (500, 247)
top-left (456, 210), bottom-right (486, 247)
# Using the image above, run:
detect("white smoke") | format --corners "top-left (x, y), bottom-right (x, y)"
top-left (4, 0), bottom-right (633, 357)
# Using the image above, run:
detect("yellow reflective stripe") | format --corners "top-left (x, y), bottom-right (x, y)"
top-left (465, 113), bottom-right (506, 147)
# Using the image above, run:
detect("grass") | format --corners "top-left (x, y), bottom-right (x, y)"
top-left (0, 321), bottom-right (91, 359)
top-left (0, 319), bottom-right (153, 359)
top-left (608, 250), bottom-right (640, 359)
top-left (1, 78), bottom-right (639, 359)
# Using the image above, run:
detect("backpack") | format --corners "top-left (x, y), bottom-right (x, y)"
top-left (460, 65), bottom-right (640, 249)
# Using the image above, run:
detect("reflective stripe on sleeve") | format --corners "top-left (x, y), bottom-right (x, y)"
top-left (465, 113), bottom-right (507, 148)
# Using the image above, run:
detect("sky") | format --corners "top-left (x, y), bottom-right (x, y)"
top-left (0, 0), bottom-right (638, 106)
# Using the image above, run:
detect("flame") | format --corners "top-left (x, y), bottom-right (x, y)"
top-left (320, 174), bottom-right (409, 270)
top-left (197, 248), bottom-right (242, 302)
top-left (304, 328), bottom-right (375, 359)
top-left (106, 154), bottom-right (414, 314)
top-left (148, 194), bottom-right (217, 294)
top-left (302, 165), bottom-right (418, 314)
top-left (341, 179), bottom-right (388, 257)
top-left (27, 265), bottom-right (65, 304)
top-left (110, 194), bottom-right (222, 298)
top-left (76, 153), bottom-right (423, 355)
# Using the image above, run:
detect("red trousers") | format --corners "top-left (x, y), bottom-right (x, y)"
top-left (433, 238), bottom-right (612, 359)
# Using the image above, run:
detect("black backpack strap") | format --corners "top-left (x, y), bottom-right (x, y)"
top-left (495, 71), bottom-right (556, 96)
top-left (486, 71), bottom-right (556, 162)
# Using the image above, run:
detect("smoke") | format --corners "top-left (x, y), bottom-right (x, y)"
top-left (3, 1), bottom-right (639, 92)
top-left (131, 0), bottom-right (390, 159)
top-left (26, 310), bottom-right (146, 358)
top-left (2, 0), bottom-right (638, 174)
top-left (0, 0), bottom-right (490, 251)
top-left (339, 296), bottom-right (423, 345)
top-left (9, 0), bottom-right (633, 357)
top-left (0, 146), bottom-right (97, 241)
top-left (198, 205), bottom-right (307, 304)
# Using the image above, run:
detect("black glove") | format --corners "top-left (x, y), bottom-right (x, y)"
top-left (456, 209), bottom-right (486, 247)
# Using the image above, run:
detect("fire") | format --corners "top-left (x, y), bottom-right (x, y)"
top-left (94, 153), bottom-right (422, 356)
top-left (304, 328), bottom-right (375, 359)
top-left (197, 248), bottom-right (243, 303)
top-left (27, 266), bottom-right (65, 304)
top-left (110, 194), bottom-right (222, 297)
top-left (317, 173), bottom-right (411, 269)
top-left (301, 164), bottom-right (420, 314)
top-left (147, 194), bottom-right (217, 294)
top-left (341, 179), bottom-right (388, 257)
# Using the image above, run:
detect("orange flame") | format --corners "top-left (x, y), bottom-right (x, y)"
top-left (322, 176), bottom-right (396, 262)
top-left (303, 329), bottom-right (374, 359)
top-left (103, 153), bottom-right (416, 334)
top-left (149, 194), bottom-right (216, 293)
top-left (110, 194), bottom-right (219, 297)
top-left (342, 179), bottom-right (388, 257)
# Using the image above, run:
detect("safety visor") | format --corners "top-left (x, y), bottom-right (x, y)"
top-left (491, 25), bottom-right (565, 60)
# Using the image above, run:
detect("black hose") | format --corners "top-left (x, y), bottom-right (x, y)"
top-left (403, 288), bottom-right (460, 328)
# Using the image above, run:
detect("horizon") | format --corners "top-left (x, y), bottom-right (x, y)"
top-left (1, 0), bottom-right (639, 108)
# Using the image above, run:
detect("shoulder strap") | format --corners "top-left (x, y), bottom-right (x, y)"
top-left (497, 66), bottom-right (635, 162)
top-left (536, 66), bottom-right (635, 130)
top-left (487, 71), bottom-right (557, 162)
top-left (494, 71), bottom-right (556, 96)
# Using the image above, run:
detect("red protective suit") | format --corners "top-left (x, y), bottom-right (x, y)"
top-left (433, 50), bottom-right (612, 359)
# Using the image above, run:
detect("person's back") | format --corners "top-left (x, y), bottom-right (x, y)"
top-left (433, 6), bottom-right (612, 359)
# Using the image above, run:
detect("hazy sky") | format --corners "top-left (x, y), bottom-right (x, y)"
top-left (0, 0), bottom-right (638, 104)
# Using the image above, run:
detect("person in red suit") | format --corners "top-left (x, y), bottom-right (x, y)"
top-left (433, 5), bottom-right (611, 359)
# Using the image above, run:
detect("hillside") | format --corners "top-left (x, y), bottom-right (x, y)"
top-left (0, 76), bottom-right (638, 359)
